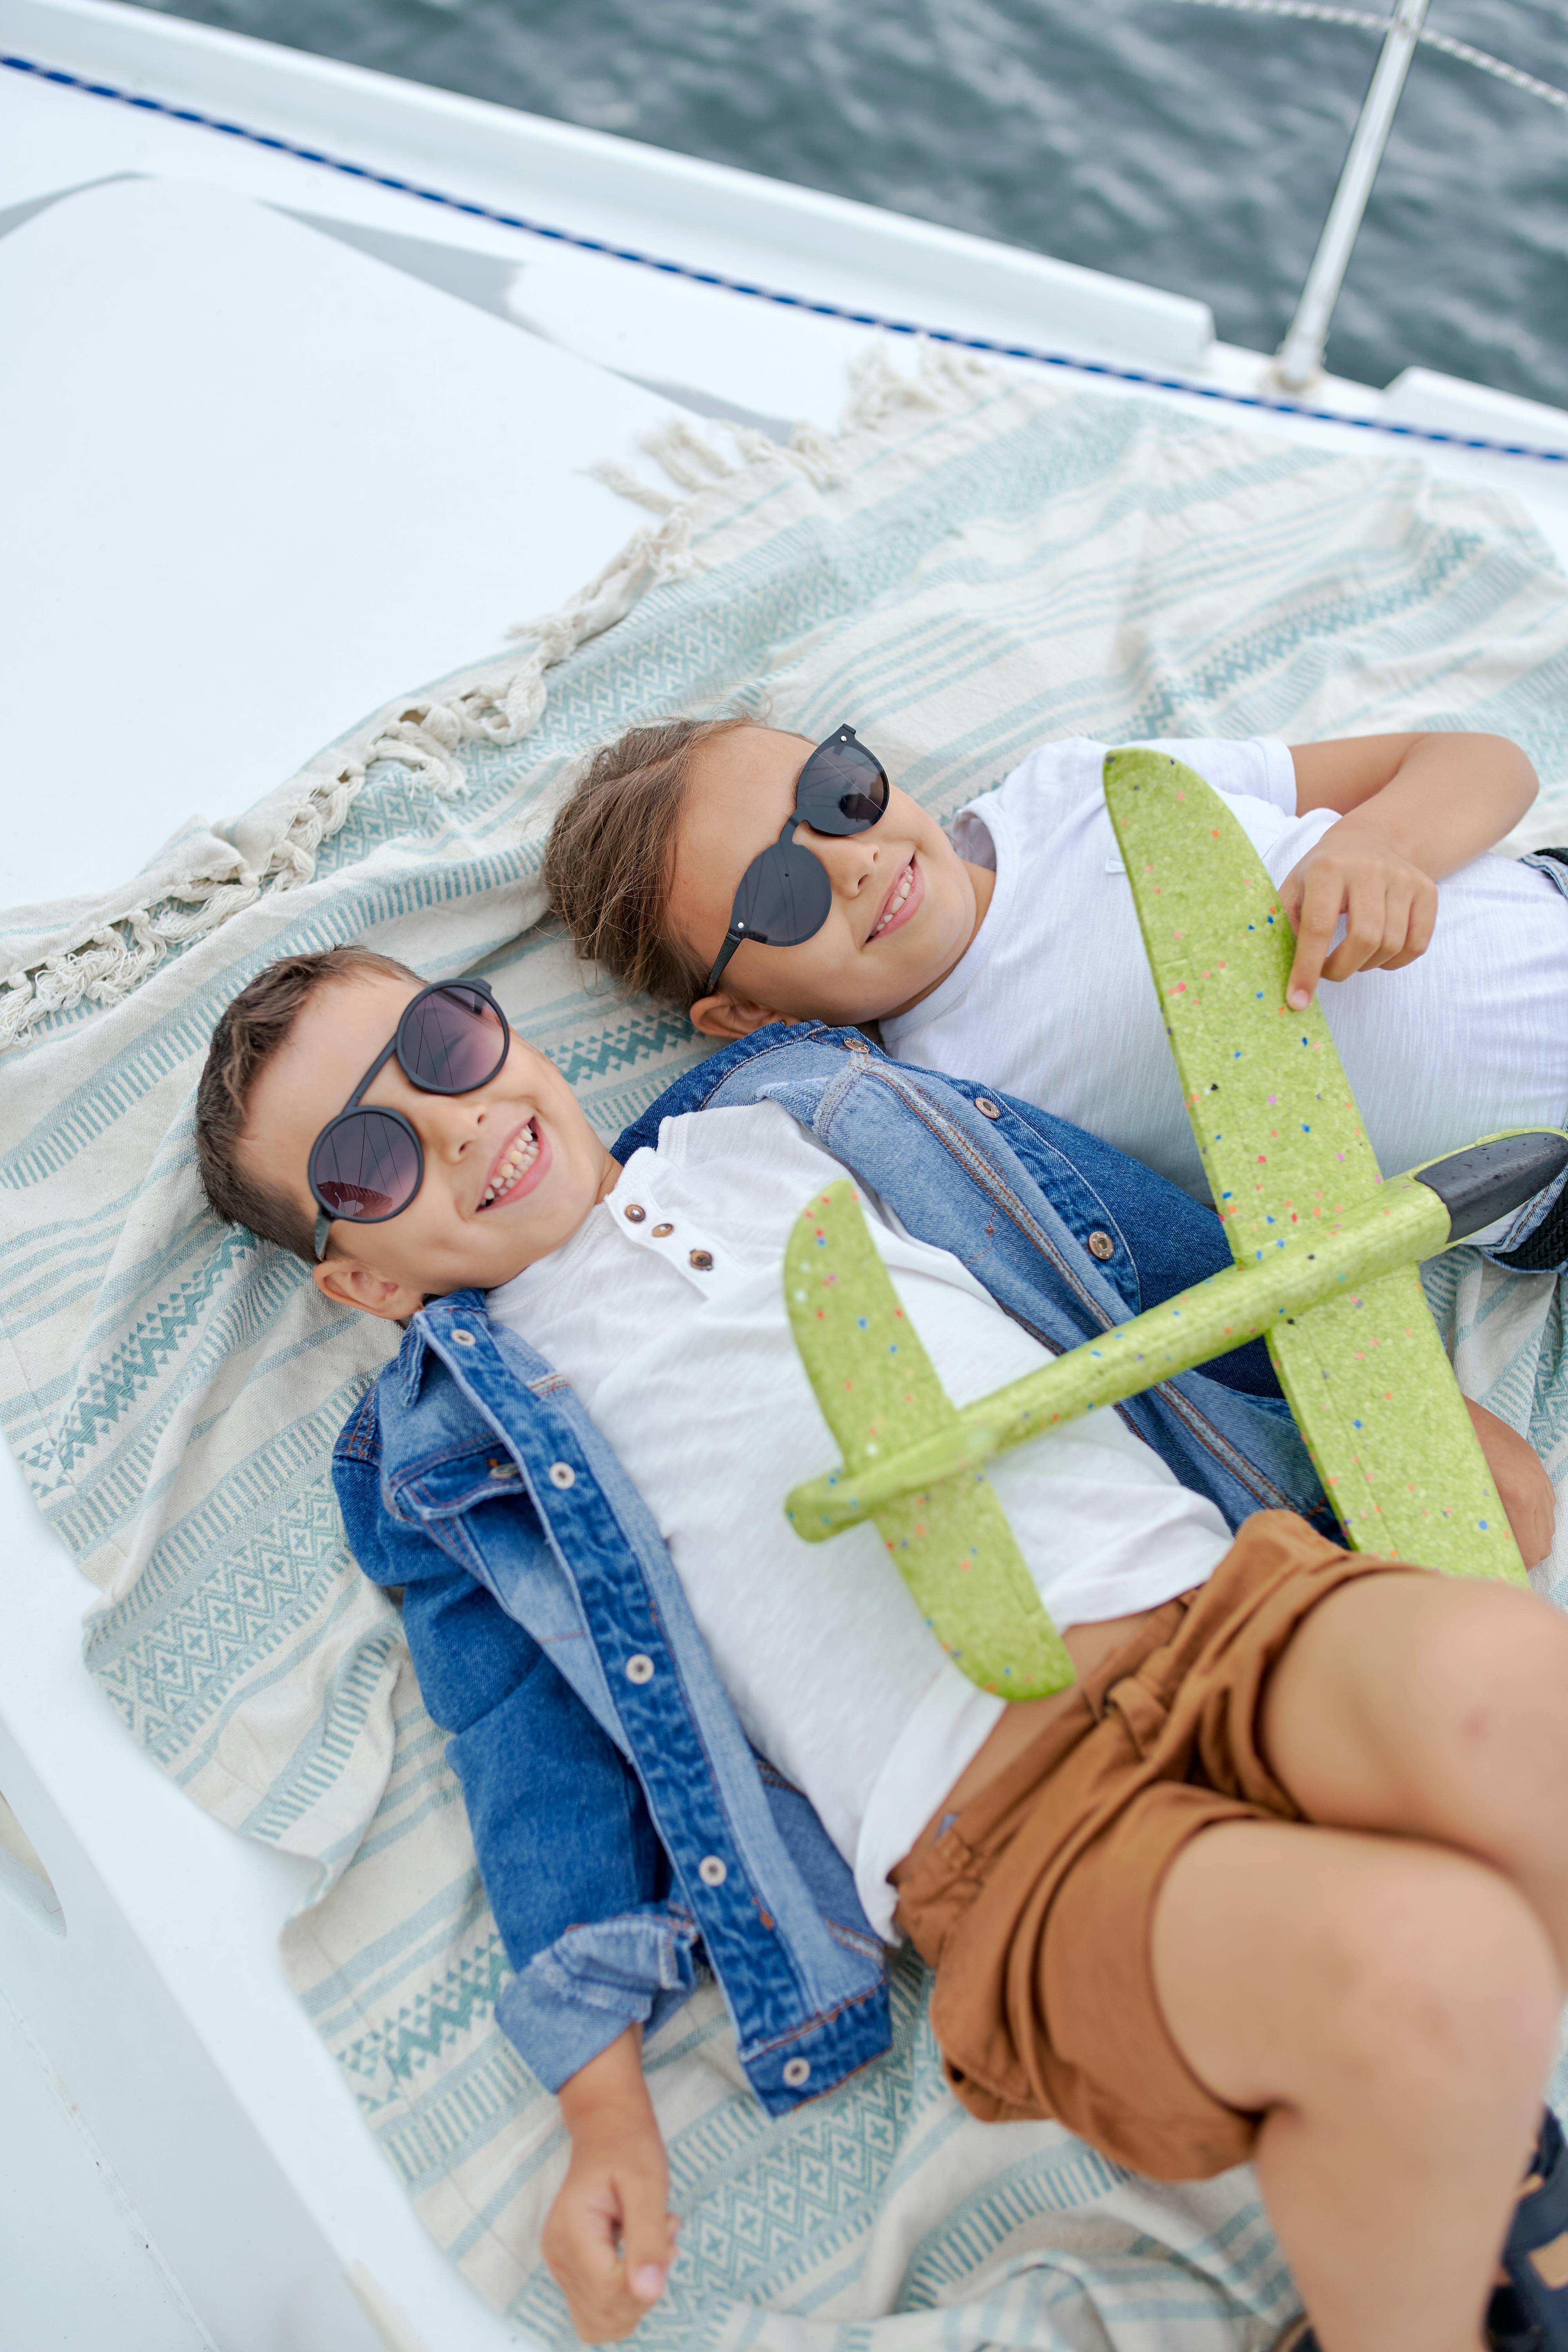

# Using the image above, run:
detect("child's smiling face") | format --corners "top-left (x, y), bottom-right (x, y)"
top-left (240, 970), bottom-right (617, 1320)
top-left (670, 726), bottom-right (993, 1039)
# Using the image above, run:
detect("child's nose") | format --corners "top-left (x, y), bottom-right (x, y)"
top-left (806, 827), bottom-right (880, 893)
top-left (423, 1092), bottom-right (491, 1158)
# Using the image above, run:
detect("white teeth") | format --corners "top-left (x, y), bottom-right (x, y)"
top-left (873, 867), bottom-right (913, 937)
top-left (481, 1123), bottom-right (539, 1207)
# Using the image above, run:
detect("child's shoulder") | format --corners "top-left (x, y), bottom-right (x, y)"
top-left (979, 736), bottom-right (1109, 806)
top-left (961, 735), bottom-right (1290, 830)
top-left (949, 737), bottom-right (1119, 861)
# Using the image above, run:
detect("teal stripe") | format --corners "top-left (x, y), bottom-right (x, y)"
top-left (9, 371), bottom-right (1568, 2339)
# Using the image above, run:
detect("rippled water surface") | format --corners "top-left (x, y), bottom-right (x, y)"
top-left (130, 0), bottom-right (1566, 405)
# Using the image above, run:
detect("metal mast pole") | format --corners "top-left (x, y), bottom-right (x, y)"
top-left (1273, 0), bottom-right (1431, 390)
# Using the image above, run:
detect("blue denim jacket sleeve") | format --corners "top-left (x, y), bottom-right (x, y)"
top-left (332, 1405), bottom-right (703, 2091)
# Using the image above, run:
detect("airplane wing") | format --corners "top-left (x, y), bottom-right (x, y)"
top-left (1266, 1261), bottom-right (1524, 1580)
top-left (1100, 746), bottom-right (1385, 1257)
top-left (783, 1179), bottom-right (1076, 1696)
top-left (1103, 748), bottom-right (1524, 1584)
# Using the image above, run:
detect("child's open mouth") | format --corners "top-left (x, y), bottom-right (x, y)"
top-left (479, 1117), bottom-right (550, 1209)
top-left (870, 855), bottom-right (923, 942)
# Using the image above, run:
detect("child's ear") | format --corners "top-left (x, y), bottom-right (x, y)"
top-left (314, 1256), bottom-right (424, 1322)
top-left (689, 992), bottom-right (783, 1042)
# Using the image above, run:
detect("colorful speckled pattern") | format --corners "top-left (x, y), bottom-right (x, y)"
top-left (785, 751), bottom-right (1527, 1597)
top-left (783, 1181), bottom-right (1076, 1698)
top-left (1105, 748), bottom-right (1525, 1584)
top-left (785, 1174), bottom-right (1454, 1536)
top-left (1101, 748), bottom-right (1383, 1247)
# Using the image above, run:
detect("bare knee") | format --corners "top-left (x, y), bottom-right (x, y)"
top-left (1301, 1851), bottom-right (1557, 2114)
top-left (1267, 1573), bottom-right (1568, 1820)
top-left (1153, 1823), bottom-right (1559, 2124)
top-left (1410, 1583), bottom-right (1568, 1755)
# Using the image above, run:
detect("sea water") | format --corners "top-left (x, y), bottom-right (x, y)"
top-left (130, 0), bottom-right (1566, 408)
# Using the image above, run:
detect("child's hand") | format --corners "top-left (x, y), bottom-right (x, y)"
top-left (1278, 818), bottom-right (1438, 1010)
top-left (1465, 1397), bottom-right (1556, 1569)
top-left (544, 2029), bottom-right (679, 2342)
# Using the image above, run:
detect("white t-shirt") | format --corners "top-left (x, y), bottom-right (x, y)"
top-left (882, 737), bottom-right (1568, 1201)
top-left (488, 1102), bottom-right (1231, 1939)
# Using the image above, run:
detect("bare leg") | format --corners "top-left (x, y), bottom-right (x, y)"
top-left (1261, 1570), bottom-right (1568, 1968)
top-left (1152, 1819), bottom-right (1559, 2352)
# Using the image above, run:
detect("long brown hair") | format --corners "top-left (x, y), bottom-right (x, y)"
top-left (542, 715), bottom-right (755, 1008)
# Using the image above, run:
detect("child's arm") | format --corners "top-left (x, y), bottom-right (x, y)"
top-left (1466, 1396), bottom-right (1556, 1567)
top-left (542, 2027), bottom-right (680, 2342)
top-left (1281, 733), bottom-right (1539, 1007)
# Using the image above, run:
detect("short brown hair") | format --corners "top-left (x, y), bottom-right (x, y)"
top-left (542, 715), bottom-right (754, 1009)
top-left (196, 945), bottom-right (420, 1262)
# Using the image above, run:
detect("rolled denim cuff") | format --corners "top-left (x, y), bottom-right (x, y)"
top-left (494, 1908), bottom-right (702, 2094)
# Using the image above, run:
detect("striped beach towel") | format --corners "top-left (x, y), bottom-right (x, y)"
top-left (5, 350), bottom-right (1568, 2349)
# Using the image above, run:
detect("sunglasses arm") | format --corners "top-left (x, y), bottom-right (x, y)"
top-left (705, 922), bottom-right (756, 998)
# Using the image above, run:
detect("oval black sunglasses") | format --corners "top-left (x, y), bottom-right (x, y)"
top-left (309, 978), bottom-right (509, 1261)
top-left (705, 724), bottom-right (890, 996)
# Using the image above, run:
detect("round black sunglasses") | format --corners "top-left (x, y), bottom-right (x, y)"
top-left (705, 724), bottom-right (890, 995)
top-left (308, 979), bottom-right (510, 1261)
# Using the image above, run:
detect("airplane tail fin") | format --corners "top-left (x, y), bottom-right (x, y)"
top-left (784, 1181), bottom-right (1075, 1698)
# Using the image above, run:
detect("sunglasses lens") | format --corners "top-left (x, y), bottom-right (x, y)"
top-left (400, 984), bottom-right (508, 1093)
top-left (795, 735), bottom-right (889, 835)
top-left (310, 1110), bottom-right (421, 1223)
top-left (734, 836), bottom-right (833, 947)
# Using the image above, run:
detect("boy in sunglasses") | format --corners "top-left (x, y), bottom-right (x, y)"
top-left (200, 945), bottom-right (1568, 2352)
top-left (543, 719), bottom-right (1568, 1267)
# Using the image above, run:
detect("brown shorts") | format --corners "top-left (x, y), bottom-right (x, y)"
top-left (895, 1510), bottom-right (1424, 2181)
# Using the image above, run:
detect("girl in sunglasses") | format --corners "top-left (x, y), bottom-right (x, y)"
top-left (543, 717), bottom-right (1568, 1269)
top-left (200, 942), bottom-right (1568, 2352)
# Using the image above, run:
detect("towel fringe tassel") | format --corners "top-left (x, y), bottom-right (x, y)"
top-left (0, 342), bottom-right (989, 1056)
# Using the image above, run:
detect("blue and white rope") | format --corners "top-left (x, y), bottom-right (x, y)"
top-left (4, 48), bottom-right (1563, 468)
top-left (1164, 0), bottom-right (1568, 116)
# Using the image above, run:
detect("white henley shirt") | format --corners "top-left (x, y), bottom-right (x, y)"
top-left (488, 1100), bottom-right (1232, 1939)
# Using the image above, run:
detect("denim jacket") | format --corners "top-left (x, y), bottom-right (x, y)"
top-left (332, 1024), bottom-right (1324, 2116)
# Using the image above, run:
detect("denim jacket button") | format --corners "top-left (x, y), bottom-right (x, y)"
top-left (688, 1249), bottom-right (714, 1272)
top-left (548, 1461), bottom-right (576, 1489)
top-left (623, 1203), bottom-right (647, 1223)
top-left (625, 1653), bottom-right (655, 1684)
top-left (782, 2056), bottom-right (811, 2088)
top-left (652, 1222), bottom-right (675, 1238)
top-left (452, 1329), bottom-right (477, 1347)
top-left (975, 1097), bottom-right (1002, 1120)
top-left (698, 1854), bottom-right (727, 1887)
top-left (1087, 1229), bottom-right (1116, 1260)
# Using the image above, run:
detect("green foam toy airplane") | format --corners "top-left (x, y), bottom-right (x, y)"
top-left (784, 748), bottom-right (1568, 1700)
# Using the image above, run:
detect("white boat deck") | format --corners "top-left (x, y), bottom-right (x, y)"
top-left (2, 4), bottom-right (1566, 2346)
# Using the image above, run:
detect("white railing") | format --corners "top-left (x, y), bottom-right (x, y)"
top-left (1168, 0), bottom-right (1568, 388)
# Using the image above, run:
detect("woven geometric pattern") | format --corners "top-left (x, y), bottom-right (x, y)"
top-left (6, 353), bottom-right (1568, 2348)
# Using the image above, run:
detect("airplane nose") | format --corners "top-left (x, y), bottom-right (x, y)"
top-left (1411, 1129), bottom-right (1568, 1244)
